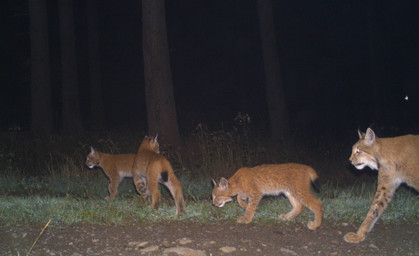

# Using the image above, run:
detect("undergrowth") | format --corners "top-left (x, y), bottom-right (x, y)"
top-left (0, 124), bottom-right (417, 226)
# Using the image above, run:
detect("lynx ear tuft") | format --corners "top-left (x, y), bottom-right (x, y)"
top-left (357, 129), bottom-right (365, 139)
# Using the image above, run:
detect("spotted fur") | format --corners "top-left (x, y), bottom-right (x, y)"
top-left (345, 128), bottom-right (419, 243)
top-left (212, 163), bottom-right (324, 230)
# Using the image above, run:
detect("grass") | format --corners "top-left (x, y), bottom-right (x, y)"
top-left (0, 124), bottom-right (418, 227)
top-left (0, 175), bottom-right (417, 226)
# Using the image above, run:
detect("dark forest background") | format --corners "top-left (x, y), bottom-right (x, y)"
top-left (1, 0), bottom-right (419, 140)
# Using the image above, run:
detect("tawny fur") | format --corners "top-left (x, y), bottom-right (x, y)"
top-left (345, 128), bottom-right (419, 243)
top-left (212, 163), bottom-right (324, 230)
top-left (132, 136), bottom-right (185, 216)
top-left (85, 147), bottom-right (136, 200)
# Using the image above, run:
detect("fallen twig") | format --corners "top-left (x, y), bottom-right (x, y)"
top-left (26, 218), bottom-right (51, 256)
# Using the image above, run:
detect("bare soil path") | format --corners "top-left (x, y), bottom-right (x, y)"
top-left (1, 221), bottom-right (418, 256)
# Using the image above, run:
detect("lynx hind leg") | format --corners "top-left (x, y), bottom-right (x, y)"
top-left (344, 182), bottom-right (397, 243)
top-left (296, 189), bottom-right (324, 230)
top-left (278, 192), bottom-right (304, 221)
top-left (164, 175), bottom-right (186, 216)
top-left (133, 176), bottom-right (150, 199)
top-left (147, 173), bottom-right (161, 210)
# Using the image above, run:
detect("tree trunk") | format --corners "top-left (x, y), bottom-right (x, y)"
top-left (29, 0), bottom-right (53, 134)
top-left (58, 0), bottom-right (83, 132)
top-left (142, 0), bottom-right (181, 145)
top-left (86, 0), bottom-right (106, 129)
top-left (257, 0), bottom-right (289, 142)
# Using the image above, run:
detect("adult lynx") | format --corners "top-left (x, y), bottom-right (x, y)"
top-left (132, 136), bottom-right (185, 216)
top-left (212, 163), bottom-right (324, 230)
top-left (345, 128), bottom-right (419, 243)
top-left (85, 147), bottom-right (136, 200)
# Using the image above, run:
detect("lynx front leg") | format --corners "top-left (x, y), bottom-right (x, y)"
top-left (237, 195), bottom-right (248, 209)
top-left (147, 174), bottom-right (161, 210)
top-left (108, 177), bottom-right (122, 200)
top-left (344, 178), bottom-right (398, 243)
top-left (237, 195), bottom-right (262, 224)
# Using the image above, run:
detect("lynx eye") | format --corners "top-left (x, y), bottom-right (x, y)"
top-left (355, 148), bottom-right (361, 154)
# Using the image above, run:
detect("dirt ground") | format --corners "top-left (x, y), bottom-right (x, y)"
top-left (1, 221), bottom-right (418, 256)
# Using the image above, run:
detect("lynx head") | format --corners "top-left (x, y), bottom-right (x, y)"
top-left (86, 146), bottom-right (100, 169)
top-left (139, 135), bottom-right (160, 153)
top-left (349, 128), bottom-right (379, 170)
top-left (212, 178), bottom-right (233, 207)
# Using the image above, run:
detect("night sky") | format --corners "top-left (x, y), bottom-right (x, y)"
top-left (2, 1), bottom-right (419, 136)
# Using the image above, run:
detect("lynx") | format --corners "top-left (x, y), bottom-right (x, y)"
top-left (212, 163), bottom-right (324, 230)
top-left (85, 147), bottom-right (136, 200)
top-left (132, 136), bottom-right (185, 216)
top-left (345, 128), bottom-right (419, 243)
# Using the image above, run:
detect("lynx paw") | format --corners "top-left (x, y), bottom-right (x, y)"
top-left (176, 207), bottom-right (186, 216)
top-left (237, 216), bottom-right (252, 224)
top-left (278, 213), bottom-right (292, 221)
top-left (175, 210), bottom-right (184, 216)
top-left (307, 221), bottom-right (320, 230)
top-left (141, 194), bottom-right (150, 201)
top-left (344, 232), bottom-right (364, 244)
top-left (150, 204), bottom-right (159, 210)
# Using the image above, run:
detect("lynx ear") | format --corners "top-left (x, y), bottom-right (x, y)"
top-left (211, 178), bottom-right (217, 186)
top-left (219, 177), bottom-right (229, 190)
top-left (90, 146), bottom-right (96, 154)
top-left (357, 129), bottom-right (365, 139)
top-left (153, 134), bottom-right (158, 142)
top-left (364, 128), bottom-right (376, 145)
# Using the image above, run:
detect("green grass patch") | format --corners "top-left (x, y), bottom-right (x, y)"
top-left (0, 179), bottom-right (417, 226)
